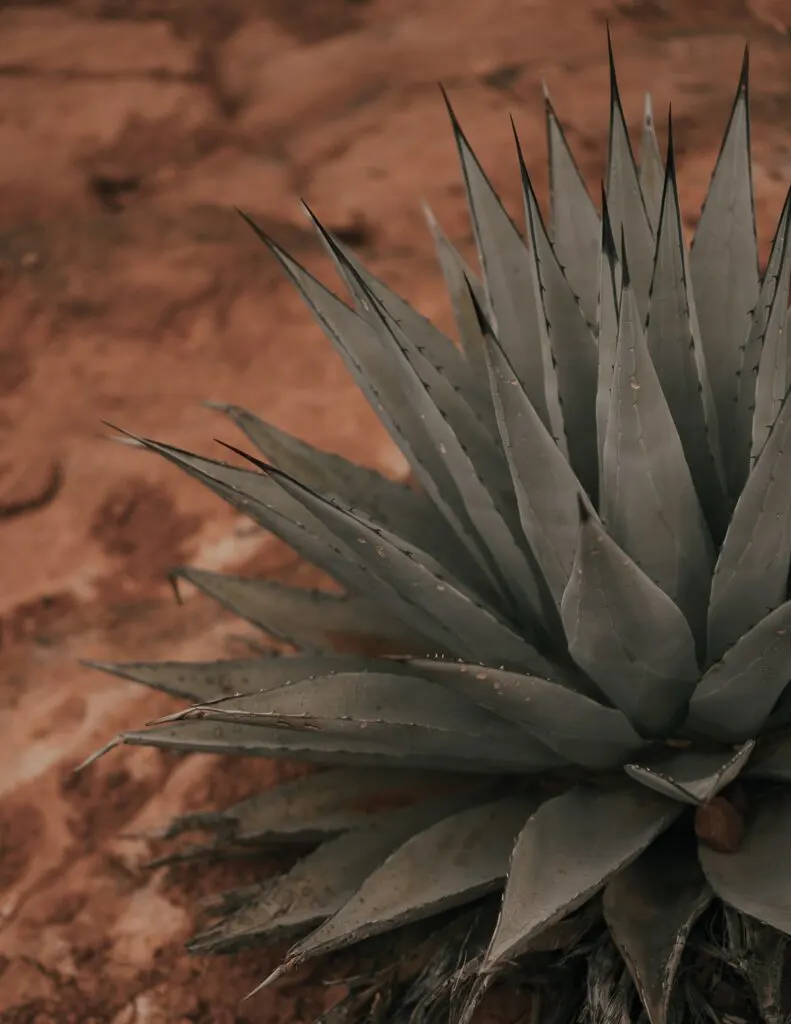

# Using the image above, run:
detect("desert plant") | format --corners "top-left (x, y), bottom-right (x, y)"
top-left (83, 37), bottom-right (791, 1024)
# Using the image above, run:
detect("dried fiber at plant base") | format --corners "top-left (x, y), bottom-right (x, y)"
top-left (78, 34), bottom-right (791, 1024)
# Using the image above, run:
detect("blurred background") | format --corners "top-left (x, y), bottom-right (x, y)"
top-left (1, 1), bottom-right (790, 1020)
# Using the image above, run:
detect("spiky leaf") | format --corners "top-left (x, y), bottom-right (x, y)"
top-left (690, 598), bottom-right (791, 741)
top-left (595, 191), bottom-right (621, 476)
top-left (405, 658), bottom-right (646, 770)
top-left (484, 328), bottom-right (587, 608)
top-left (206, 402), bottom-right (470, 571)
top-left (603, 832), bottom-right (712, 1024)
top-left (561, 502), bottom-right (699, 736)
top-left (601, 259), bottom-right (713, 642)
top-left (707, 388), bottom-right (791, 664)
top-left (280, 795), bottom-right (539, 971)
top-left (605, 38), bottom-right (654, 317)
top-left (689, 51), bottom-right (759, 490)
top-left (423, 203), bottom-right (491, 392)
top-left (624, 742), bottom-right (755, 806)
top-left (190, 790), bottom-right (485, 953)
top-left (751, 228), bottom-right (791, 463)
top-left (480, 784), bottom-right (681, 976)
top-left (443, 91), bottom-right (553, 435)
top-left (729, 187), bottom-right (791, 492)
top-left (699, 790), bottom-right (791, 937)
top-left (163, 767), bottom-right (462, 846)
top-left (638, 94), bottom-right (664, 229)
top-left (168, 569), bottom-right (432, 655)
top-left (84, 653), bottom-right (396, 703)
top-left (645, 126), bottom-right (726, 541)
top-left (545, 84), bottom-right (601, 322)
top-left (519, 136), bottom-right (599, 499)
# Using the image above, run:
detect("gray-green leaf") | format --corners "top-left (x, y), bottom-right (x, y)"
top-left (484, 330), bottom-right (587, 608)
top-left (689, 51), bottom-right (759, 488)
top-left (707, 387), bottom-right (791, 665)
top-left (190, 790), bottom-right (485, 953)
top-left (260, 464), bottom-right (542, 667)
top-left (519, 137), bottom-right (599, 500)
top-left (561, 503), bottom-right (699, 736)
top-left (751, 219), bottom-right (791, 464)
top-left (404, 658), bottom-right (646, 770)
top-left (729, 187), bottom-right (791, 495)
top-left (646, 126), bottom-right (727, 542)
top-left (163, 767), bottom-right (459, 845)
top-left (113, 713), bottom-right (550, 773)
top-left (443, 91), bottom-right (551, 436)
top-left (624, 741), bottom-right (755, 806)
top-left (83, 652), bottom-right (392, 704)
top-left (602, 259), bottom-right (714, 645)
top-left (699, 789), bottom-right (791, 937)
top-left (282, 795), bottom-right (539, 969)
top-left (603, 832), bottom-right (712, 1024)
top-left (638, 94), bottom-right (664, 230)
top-left (595, 191), bottom-right (621, 478)
top-left (168, 568), bottom-right (433, 655)
top-left (605, 39), bottom-right (654, 318)
top-left (480, 784), bottom-right (681, 975)
top-left (422, 203), bottom-right (492, 401)
top-left (544, 83), bottom-right (601, 323)
top-left (690, 597), bottom-right (791, 741)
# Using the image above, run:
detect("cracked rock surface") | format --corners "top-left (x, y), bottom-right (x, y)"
top-left (1, 1), bottom-right (791, 1021)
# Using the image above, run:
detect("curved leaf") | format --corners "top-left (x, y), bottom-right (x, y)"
top-left (729, 186), bottom-right (791, 494)
top-left (83, 652), bottom-right (392, 704)
top-left (484, 329), bottom-right (588, 607)
top-left (518, 135), bottom-right (599, 500)
top-left (170, 670), bottom-right (513, 733)
top-left (280, 795), bottom-right (539, 971)
top-left (168, 670), bottom-right (566, 773)
top-left (162, 767), bottom-right (458, 845)
top-left (310, 215), bottom-right (507, 479)
top-left (247, 222), bottom-right (503, 595)
top-left (480, 784), bottom-right (681, 976)
top-left (423, 203), bottom-right (492, 398)
top-left (603, 832), bottom-right (712, 1024)
top-left (605, 36), bottom-right (654, 318)
top-left (258, 462), bottom-right (543, 667)
top-left (646, 124), bottom-right (727, 542)
top-left (206, 402), bottom-right (471, 573)
top-left (561, 502), bottom-right (699, 736)
top-left (602, 260), bottom-right (714, 644)
top-left (699, 789), bottom-right (791, 936)
top-left (638, 94), bottom-right (664, 230)
top-left (313, 230), bottom-right (550, 624)
top-left (308, 214), bottom-right (490, 425)
top-left (746, 735), bottom-right (791, 782)
top-left (190, 790), bottom-right (485, 954)
top-left (117, 432), bottom-right (446, 636)
top-left (595, 190), bottom-right (621, 477)
top-left (624, 741), bottom-right (754, 806)
top-left (143, 427), bottom-right (522, 665)
top-left (443, 90), bottom-right (551, 436)
top-left (404, 658), bottom-right (646, 770)
top-left (691, 598), bottom-right (791, 741)
top-left (751, 219), bottom-right (791, 463)
top-left (168, 569), bottom-right (433, 655)
top-left (689, 50), bottom-right (759, 486)
top-left (544, 82), bottom-right (601, 323)
top-left (111, 712), bottom-right (554, 774)
top-left (707, 387), bottom-right (791, 665)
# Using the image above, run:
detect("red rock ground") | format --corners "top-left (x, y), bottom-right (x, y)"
top-left (1, 1), bottom-right (791, 1021)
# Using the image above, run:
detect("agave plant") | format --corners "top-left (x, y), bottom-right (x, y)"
top-left (82, 38), bottom-right (791, 1024)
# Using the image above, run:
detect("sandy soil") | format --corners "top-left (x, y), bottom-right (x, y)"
top-left (1, 1), bottom-right (791, 1020)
